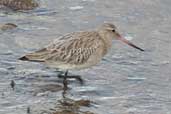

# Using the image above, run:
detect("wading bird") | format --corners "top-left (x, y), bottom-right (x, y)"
top-left (19, 23), bottom-right (144, 88)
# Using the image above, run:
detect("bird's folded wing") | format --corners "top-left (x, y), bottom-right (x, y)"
top-left (21, 32), bottom-right (104, 64)
top-left (45, 32), bottom-right (103, 64)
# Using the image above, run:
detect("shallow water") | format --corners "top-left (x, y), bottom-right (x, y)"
top-left (0, 0), bottom-right (171, 114)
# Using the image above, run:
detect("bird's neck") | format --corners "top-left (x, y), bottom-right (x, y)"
top-left (98, 30), bottom-right (113, 54)
top-left (98, 30), bottom-right (113, 47)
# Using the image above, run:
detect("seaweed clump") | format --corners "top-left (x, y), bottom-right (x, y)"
top-left (0, 0), bottom-right (38, 10)
top-left (0, 23), bottom-right (17, 31)
top-left (53, 98), bottom-right (95, 114)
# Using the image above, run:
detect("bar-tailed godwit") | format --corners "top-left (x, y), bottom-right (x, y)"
top-left (19, 23), bottom-right (144, 88)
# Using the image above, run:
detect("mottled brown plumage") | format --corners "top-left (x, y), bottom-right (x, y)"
top-left (0, 0), bottom-right (38, 10)
top-left (19, 23), bottom-right (144, 70)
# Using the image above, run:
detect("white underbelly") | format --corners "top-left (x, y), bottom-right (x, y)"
top-left (46, 56), bottom-right (103, 70)
top-left (46, 60), bottom-right (100, 70)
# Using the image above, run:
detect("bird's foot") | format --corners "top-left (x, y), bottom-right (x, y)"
top-left (58, 74), bottom-right (84, 85)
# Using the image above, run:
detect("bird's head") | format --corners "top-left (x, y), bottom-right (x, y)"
top-left (99, 23), bottom-right (144, 51)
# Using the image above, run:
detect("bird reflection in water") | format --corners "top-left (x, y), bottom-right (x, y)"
top-left (38, 84), bottom-right (94, 114)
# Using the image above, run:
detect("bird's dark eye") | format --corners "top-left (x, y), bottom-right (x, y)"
top-left (112, 29), bottom-right (115, 32)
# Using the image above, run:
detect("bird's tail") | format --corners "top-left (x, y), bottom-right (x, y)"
top-left (19, 48), bottom-right (48, 62)
top-left (19, 56), bottom-right (30, 61)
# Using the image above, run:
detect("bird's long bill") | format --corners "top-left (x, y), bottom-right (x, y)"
top-left (116, 33), bottom-right (144, 51)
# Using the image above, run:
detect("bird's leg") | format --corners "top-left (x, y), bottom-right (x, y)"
top-left (63, 70), bottom-right (68, 90)
top-left (65, 75), bottom-right (84, 85)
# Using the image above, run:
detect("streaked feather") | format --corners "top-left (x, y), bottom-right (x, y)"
top-left (21, 31), bottom-right (106, 66)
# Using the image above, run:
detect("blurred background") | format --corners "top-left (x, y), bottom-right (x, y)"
top-left (0, 0), bottom-right (171, 114)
